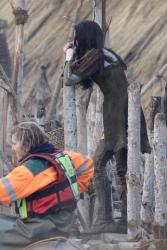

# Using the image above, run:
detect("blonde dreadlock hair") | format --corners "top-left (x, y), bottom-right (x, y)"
top-left (11, 122), bottom-right (49, 153)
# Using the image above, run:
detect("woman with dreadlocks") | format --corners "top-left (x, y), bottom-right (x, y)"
top-left (64, 20), bottom-right (151, 233)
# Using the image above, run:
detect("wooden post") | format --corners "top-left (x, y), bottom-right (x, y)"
top-left (163, 83), bottom-right (167, 126)
top-left (87, 88), bottom-right (97, 157)
top-left (140, 153), bottom-right (154, 233)
top-left (127, 82), bottom-right (142, 240)
top-left (46, 77), bottom-right (62, 121)
top-left (91, 0), bottom-right (106, 150)
top-left (92, 86), bottom-right (104, 153)
top-left (35, 65), bottom-right (51, 128)
top-left (141, 97), bottom-right (161, 236)
top-left (153, 113), bottom-right (167, 225)
top-left (90, 0), bottom-right (114, 229)
top-left (63, 49), bottom-right (77, 151)
top-left (63, 0), bottom-right (83, 151)
top-left (0, 20), bottom-right (12, 154)
top-left (11, 0), bottom-right (28, 124)
top-left (152, 113), bottom-right (167, 249)
top-left (76, 86), bottom-right (91, 155)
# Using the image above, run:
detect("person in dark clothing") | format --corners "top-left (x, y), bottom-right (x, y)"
top-left (64, 20), bottom-right (151, 233)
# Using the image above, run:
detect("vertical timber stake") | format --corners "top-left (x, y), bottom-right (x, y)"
top-left (63, 49), bottom-right (77, 151)
top-left (63, 0), bottom-right (83, 151)
top-left (35, 65), bottom-right (51, 128)
top-left (140, 96), bottom-right (161, 235)
top-left (153, 113), bottom-right (167, 225)
top-left (127, 82), bottom-right (141, 240)
top-left (11, 0), bottom-right (28, 124)
top-left (153, 113), bottom-right (167, 249)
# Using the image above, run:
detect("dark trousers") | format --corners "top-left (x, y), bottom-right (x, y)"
top-left (0, 210), bottom-right (75, 250)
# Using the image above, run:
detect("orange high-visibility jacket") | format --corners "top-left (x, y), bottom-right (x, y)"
top-left (0, 151), bottom-right (94, 205)
top-left (66, 151), bottom-right (94, 193)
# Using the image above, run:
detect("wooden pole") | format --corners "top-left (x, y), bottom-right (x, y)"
top-left (76, 86), bottom-right (91, 155)
top-left (140, 97), bottom-right (161, 237)
top-left (87, 88), bottom-right (97, 156)
top-left (0, 20), bottom-right (12, 155)
top-left (11, 0), bottom-right (28, 124)
top-left (47, 77), bottom-right (62, 121)
top-left (0, 66), bottom-right (17, 153)
top-left (153, 113), bottom-right (167, 225)
top-left (141, 64), bottom-right (167, 97)
top-left (35, 65), bottom-right (51, 128)
top-left (88, 0), bottom-right (107, 155)
top-left (127, 82), bottom-right (142, 240)
top-left (63, 0), bottom-right (83, 151)
top-left (63, 49), bottom-right (77, 151)
top-left (152, 113), bottom-right (167, 249)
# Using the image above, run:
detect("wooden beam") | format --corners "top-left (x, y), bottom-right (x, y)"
top-left (141, 64), bottom-right (167, 97)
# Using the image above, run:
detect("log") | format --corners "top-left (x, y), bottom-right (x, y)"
top-left (47, 77), bottom-right (62, 121)
top-left (63, 0), bottom-right (83, 151)
top-left (140, 153), bottom-right (154, 233)
top-left (90, 0), bottom-right (106, 154)
top-left (141, 64), bottom-right (167, 97)
top-left (63, 54), bottom-right (77, 151)
top-left (76, 86), bottom-right (91, 155)
top-left (87, 88), bottom-right (97, 156)
top-left (153, 113), bottom-right (167, 225)
top-left (92, 87), bottom-right (104, 152)
top-left (35, 66), bottom-right (51, 128)
top-left (153, 113), bottom-right (167, 250)
top-left (11, 0), bottom-right (28, 124)
top-left (127, 82), bottom-right (142, 240)
top-left (140, 96), bottom-right (161, 234)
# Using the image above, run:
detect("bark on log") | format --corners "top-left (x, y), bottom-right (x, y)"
top-left (93, 87), bottom-right (104, 151)
top-left (140, 153), bottom-right (154, 232)
top-left (47, 76), bottom-right (62, 121)
top-left (63, 0), bottom-right (83, 151)
top-left (35, 66), bottom-right (51, 128)
top-left (63, 60), bottom-right (77, 151)
top-left (87, 88), bottom-right (97, 157)
top-left (11, 0), bottom-right (28, 124)
top-left (90, 0), bottom-right (106, 155)
top-left (76, 86), bottom-right (91, 155)
top-left (152, 113), bottom-right (167, 250)
top-left (0, 90), bottom-right (8, 155)
top-left (148, 96), bottom-right (162, 133)
top-left (163, 83), bottom-right (167, 126)
top-left (153, 113), bottom-right (167, 226)
top-left (127, 82), bottom-right (142, 240)
top-left (140, 96), bottom-right (162, 234)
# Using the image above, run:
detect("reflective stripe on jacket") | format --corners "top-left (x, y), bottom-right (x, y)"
top-left (66, 151), bottom-right (94, 193)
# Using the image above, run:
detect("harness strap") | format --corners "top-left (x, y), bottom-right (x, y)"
top-left (23, 152), bottom-right (80, 201)
top-left (27, 178), bottom-right (75, 201)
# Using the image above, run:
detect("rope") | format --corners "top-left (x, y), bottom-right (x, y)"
top-left (22, 236), bottom-right (83, 250)
top-left (13, 8), bottom-right (28, 25)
